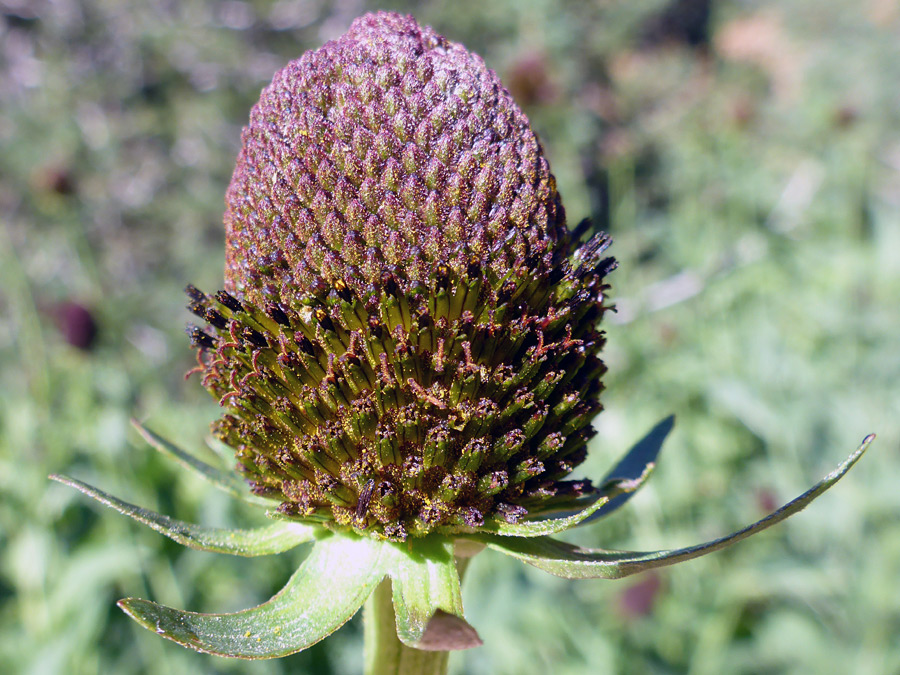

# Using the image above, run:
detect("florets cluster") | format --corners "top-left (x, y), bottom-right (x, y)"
top-left (186, 12), bottom-right (616, 540)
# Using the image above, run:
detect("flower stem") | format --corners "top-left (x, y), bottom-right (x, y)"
top-left (363, 579), bottom-right (448, 675)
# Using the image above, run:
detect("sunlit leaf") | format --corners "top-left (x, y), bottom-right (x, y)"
top-left (51, 474), bottom-right (318, 556)
top-left (482, 435), bottom-right (873, 578)
top-left (118, 534), bottom-right (387, 659)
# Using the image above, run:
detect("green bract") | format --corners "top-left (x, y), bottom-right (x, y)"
top-left (52, 420), bottom-right (872, 658)
top-left (54, 10), bottom-right (872, 667)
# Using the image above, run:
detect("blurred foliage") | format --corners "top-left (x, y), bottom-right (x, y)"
top-left (1, 0), bottom-right (898, 673)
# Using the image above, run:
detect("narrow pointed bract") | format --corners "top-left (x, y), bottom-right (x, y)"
top-left (477, 434), bottom-right (874, 579)
top-left (50, 474), bottom-right (316, 556)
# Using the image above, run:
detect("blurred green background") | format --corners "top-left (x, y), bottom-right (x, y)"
top-left (2, 0), bottom-right (898, 673)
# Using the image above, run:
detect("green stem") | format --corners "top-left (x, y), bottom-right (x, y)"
top-left (363, 579), bottom-right (448, 675)
top-left (363, 557), bottom-right (471, 675)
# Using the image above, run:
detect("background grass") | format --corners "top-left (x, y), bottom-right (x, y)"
top-left (1, 0), bottom-right (898, 673)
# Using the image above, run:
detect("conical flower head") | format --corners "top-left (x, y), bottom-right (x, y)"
top-left (186, 11), bottom-right (616, 540)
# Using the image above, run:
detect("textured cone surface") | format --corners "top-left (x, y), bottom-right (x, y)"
top-left (190, 12), bottom-right (616, 540)
top-left (225, 11), bottom-right (568, 306)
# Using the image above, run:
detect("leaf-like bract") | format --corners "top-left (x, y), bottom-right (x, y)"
top-left (132, 419), bottom-right (275, 506)
top-left (581, 414), bottom-right (674, 524)
top-left (482, 435), bottom-right (872, 578)
top-left (386, 538), bottom-right (481, 651)
top-left (118, 534), bottom-right (386, 658)
top-left (51, 474), bottom-right (317, 556)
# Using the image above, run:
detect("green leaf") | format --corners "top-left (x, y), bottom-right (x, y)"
top-left (482, 435), bottom-right (873, 579)
top-left (131, 419), bottom-right (274, 506)
top-left (479, 460), bottom-right (655, 537)
top-left (118, 534), bottom-right (388, 659)
top-left (50, 474), bottom-right (317, 556)
top-left (386, 537), bottom-right (481, 651)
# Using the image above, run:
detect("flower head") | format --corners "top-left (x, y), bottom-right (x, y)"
top-left (54, 11), bottom-right (871, 664)
top-left (185, 11), bottom-right (615, 541)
